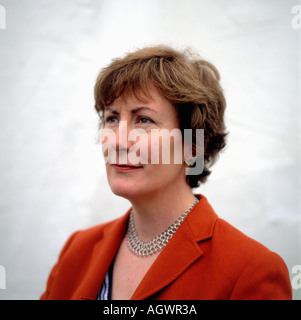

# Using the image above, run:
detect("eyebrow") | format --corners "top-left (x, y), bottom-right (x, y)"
top-left (104, 106), bottom-right (157, 114)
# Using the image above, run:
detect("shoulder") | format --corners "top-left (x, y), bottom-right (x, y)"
top-left (40, 212), bottom-right (131, 299)
top-left (213, 217), bottom-right (271, 256)
top-left (212, 218), bottom-right (292, 299)
top-left (191, 195), bottom-right (280, 260)
top-left (192, 195), bottom-right (285, 263)
top-left (190, 195), bottom-right (292, 299)
top-left (212, 216), bottom-right (286, 270)
top-left (63, 212), bottom-right (130, 253)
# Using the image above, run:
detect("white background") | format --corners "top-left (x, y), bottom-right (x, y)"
top-left (0, 0), bottom-right (300, 299)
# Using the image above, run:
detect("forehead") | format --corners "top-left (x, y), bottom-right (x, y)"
top-left (106, 85), bottom-right (174, 114)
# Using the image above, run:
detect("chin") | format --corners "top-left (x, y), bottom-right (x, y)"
top-left (109, 181), bottom-right (144, 200)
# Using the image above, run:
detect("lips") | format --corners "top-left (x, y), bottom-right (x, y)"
top-left (112, 164), bottom-right (143, 172)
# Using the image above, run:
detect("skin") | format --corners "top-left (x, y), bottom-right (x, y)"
top-left (103, 85), bottom-right (195, 299)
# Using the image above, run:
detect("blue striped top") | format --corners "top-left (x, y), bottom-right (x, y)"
top-left (96, 262), bottom-right (113, 300)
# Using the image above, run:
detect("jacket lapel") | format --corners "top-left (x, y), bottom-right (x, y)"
top-left (131, 195), bottom-right (218, 300)
top-left (73, 211), bottom-right (131, 300)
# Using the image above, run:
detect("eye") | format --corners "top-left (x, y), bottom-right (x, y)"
top-left (105, 116), bottom-right (119, 124)
top-left (136, 116), bottom-right (154, 125)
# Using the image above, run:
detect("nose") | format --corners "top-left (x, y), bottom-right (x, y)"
top-left (115, 120), bottom-right (130, 152)
top-left (101, 119), bottom-right (136, 165)
top-left (115, 120), bottom-right (139, 165)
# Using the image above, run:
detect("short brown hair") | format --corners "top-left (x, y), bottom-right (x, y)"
top-left (94, 45), bottom-right (227, 188)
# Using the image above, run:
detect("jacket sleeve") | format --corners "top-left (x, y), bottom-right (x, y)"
top-left (40, 231), bottom-right (80, 300)
top-left (229, 250), bottom-right (292, 300)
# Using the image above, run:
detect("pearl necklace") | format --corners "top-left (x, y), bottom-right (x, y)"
top-left (127, 197), bottom-right (199, 257)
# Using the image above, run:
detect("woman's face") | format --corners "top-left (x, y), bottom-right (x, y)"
top-left (102, 86), bottom-right (188, 201)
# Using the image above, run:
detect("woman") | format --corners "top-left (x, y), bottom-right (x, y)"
top-left (41, 46), bottom-right (292, 300)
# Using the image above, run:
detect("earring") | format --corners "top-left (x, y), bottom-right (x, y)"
top-left (184, 154), bottom-right (196, 167)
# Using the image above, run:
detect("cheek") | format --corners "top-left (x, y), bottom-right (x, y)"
top-left (148, 135), bottom-right (157, 164)
top-left (148, 130), bottom-right (184, 165)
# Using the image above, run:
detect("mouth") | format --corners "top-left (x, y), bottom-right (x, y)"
top-left (112, 164), bottom-right (143, 172)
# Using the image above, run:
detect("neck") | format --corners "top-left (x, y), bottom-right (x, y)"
top-left (128, 182), bottom-right (195, 242)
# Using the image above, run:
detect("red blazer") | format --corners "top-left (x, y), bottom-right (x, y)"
top-left (41, 195), bottom-right (292, 300)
